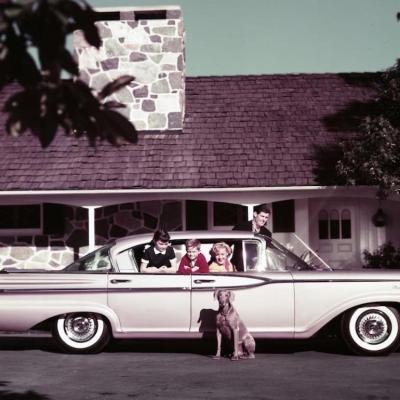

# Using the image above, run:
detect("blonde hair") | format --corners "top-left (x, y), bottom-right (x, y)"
top-left (210, 242), bottom-right (232, 257)
top-left (185, 239), bottom-right (201, 250)
top-left (210, 242), bottom-right (234, 272)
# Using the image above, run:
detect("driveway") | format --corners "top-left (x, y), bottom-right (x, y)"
top-left (0, 334), bottom-right (399, 400)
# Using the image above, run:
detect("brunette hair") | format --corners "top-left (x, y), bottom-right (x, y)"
top-left (185, 239), bottom-right (201, 250)
top-left (151, 229), bottom-right (170, 245)
top-left (254, 203), bottom-right (270, 215)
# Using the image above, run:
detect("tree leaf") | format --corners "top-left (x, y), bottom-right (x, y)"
top-left (60, 49), bottom-right (79, 76)
top-left (102, 109), bottom-right (137, 144)
top-left (98, 75), bottom-right (135, 100)
top-left (103, 100), bottom-right (126, 109)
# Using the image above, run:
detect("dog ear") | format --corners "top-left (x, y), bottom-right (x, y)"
top-left (214, 289), bottom-right (220, 300)
top-left (228, 290), bottom-right (235, 302)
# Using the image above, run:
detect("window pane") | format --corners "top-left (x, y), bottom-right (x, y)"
top-left (18, 205), bottom-right (41, 229)
top-left (244, 241), bottom-right (260, 271)
top-left (64, 245), bottom-right (112, 272)
top-left (272, 200), bottom-right (295, 233)
top-left (318, 210), bottom-right (329, 239)
top-left (0, 205), bottom-right (40, 230)
top-left (341, 209), bottom-right (351, 239)
top-left (330, 210), bottom-right (340, 239)
top-left (213, 202), bottom-right (247, 226)
top-left (0, 206), bottom-right (16, 229)
top-left (186, 200), bottom-right (207, 230)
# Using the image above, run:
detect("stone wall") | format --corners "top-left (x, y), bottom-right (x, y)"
top-left (74, 7), bottom-right (185, 131)
top-left (0, 200), bottom-right (182, 269)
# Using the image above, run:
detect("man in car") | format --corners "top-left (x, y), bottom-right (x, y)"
top-left (232, 203), bottom-right (272, 237)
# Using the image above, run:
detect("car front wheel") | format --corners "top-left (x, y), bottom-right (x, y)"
top-left (341, 305), bottom-right (400, 356)
top-left (53, 313), bottom-right (110, 354)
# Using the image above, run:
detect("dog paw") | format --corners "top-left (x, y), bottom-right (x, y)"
top-left (230, 356), bottom-right (239, 361)
top-left (212, 356), bottom-right (221, 360)
top-left (240, 354), bottom-right (255, 360)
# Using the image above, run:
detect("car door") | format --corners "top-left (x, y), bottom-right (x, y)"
top-left (107, 244), bottom-right (191, 333)
top-left (190, 238), bottom-right (295, 337)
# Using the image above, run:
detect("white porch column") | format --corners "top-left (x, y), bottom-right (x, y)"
top-left (83, 206), bottom-right (100, 252)
top-left (243, 204), bottom-right (257, 221)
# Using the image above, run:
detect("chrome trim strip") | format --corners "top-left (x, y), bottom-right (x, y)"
top-left (191, 282), bottom-right (270, 291)
top-left (0, 287), bottom-right (190, 294)
top-left (1, 278), bottom-right (396, 295)
top-left (107, 287), bottom-right (190, 293)
top-left (292, 279), bottom-right (400, 283)
top-left (0, 288), bottom-right (107, 294)
top-left (112, 331), bottom-right (294, 339)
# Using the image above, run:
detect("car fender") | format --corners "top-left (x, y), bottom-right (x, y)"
top-left (0, 301), bottom-right (122, 333)
top-left (295, 292), bottom-right (400, 338)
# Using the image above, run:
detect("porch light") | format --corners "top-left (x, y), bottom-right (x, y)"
top-left (372, 208), bottom-right (387, 227)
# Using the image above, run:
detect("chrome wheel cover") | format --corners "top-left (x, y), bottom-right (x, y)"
top-left (64, 314), bottom-right (98, 343)
top-left (356, 310), bottom-right (390, 345)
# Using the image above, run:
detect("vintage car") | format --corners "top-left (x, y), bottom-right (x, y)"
top-left (1, 231), bottom-right (400, 356)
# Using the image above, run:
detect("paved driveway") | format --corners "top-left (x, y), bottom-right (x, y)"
top-left (0, 334), bottom-right (399, 400)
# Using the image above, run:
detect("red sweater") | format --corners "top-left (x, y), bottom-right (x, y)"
top-left (178, 253), bottom-right (209, 274)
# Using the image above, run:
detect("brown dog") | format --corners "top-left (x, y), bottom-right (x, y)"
top-left (213, 289), bottom-right (255, 360)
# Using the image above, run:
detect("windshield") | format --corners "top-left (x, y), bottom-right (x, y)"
top-left (260, 236), bottom-right (331, 271)
top-left (63, 245), bottom-right (113, 272)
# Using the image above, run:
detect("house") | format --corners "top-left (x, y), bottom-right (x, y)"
top-left (0, 6), bottom-right (398, 270)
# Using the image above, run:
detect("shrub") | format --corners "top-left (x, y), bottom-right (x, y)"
top-left (363, 241), bottom-right (400, 269)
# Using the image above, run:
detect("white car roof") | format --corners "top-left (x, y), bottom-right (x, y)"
top-left (112, 230), bottom-right (262, 254)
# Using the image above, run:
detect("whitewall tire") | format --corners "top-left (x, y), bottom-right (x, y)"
top-left (53, 313), bottom-right (110, 354)
top-left (341, 306), bottom-right (400, 356)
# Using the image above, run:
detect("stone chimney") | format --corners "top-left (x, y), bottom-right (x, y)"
top-left (73, 6), bottom-right (185, 131)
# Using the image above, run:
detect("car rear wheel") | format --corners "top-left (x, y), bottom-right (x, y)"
top-left (341, 306), bottom-right (400, 356)
top-left (52, 313), bottom-right (110, 354)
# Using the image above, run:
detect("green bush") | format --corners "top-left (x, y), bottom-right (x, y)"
top-left (363, 241), bottom-right (400, 269)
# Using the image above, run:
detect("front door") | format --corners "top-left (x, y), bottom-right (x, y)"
top-left (310, 200), bottom-right (359, 269)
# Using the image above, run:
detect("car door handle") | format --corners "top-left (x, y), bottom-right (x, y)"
top-left (194, 279), bottom-right (215, 284)
top-left (110, 279), bottom-right (131, 284)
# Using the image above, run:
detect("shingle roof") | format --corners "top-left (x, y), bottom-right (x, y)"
top-left (0, 73), bottom-right (377, 190)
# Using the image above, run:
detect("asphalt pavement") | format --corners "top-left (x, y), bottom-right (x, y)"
top-left (0, 334), bottom-right (399, 400)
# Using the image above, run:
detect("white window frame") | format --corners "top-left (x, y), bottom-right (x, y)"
top-left (318, 207), bottom-right (353, 241)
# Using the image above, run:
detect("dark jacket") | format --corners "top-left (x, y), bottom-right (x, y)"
top-left (232, 220), bottom-right (272, 237)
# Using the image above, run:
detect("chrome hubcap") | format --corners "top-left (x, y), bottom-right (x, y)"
top-left (64, 314), bottom-right (98, 342)
top-left (356, 311), bottom-right (390, 344)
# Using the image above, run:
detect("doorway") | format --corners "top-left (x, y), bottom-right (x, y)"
top-left (309, 200), bottom-right (360, 269)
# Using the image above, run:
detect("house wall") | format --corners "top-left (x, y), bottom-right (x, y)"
top-left (383, 199), bottom-right (400, 248)
top-left (0, 201), bottom-right (182, 269)
top-left (308, 197), bottom-right (390, 268)
top-left (74, 6), bottom-right (185, 130)
top-left (0, 196), bottom-right (397, 270)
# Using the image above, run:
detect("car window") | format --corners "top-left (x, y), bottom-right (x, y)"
top-left (170, 239), bottom-right (246, 273)
top-left (63, 245), bottom-right (113, 272)
top-left (127, 239), bottom-right (262, 274)
top-left (115, 248), bottom-right (139, 272)
top-left (243, 240), bottom-right (261, 271)
top-left (264, 239), bottom-right (313, 271)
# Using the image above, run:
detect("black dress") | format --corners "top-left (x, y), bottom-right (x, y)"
top-left (142, 246), bottom-right (176, 269)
